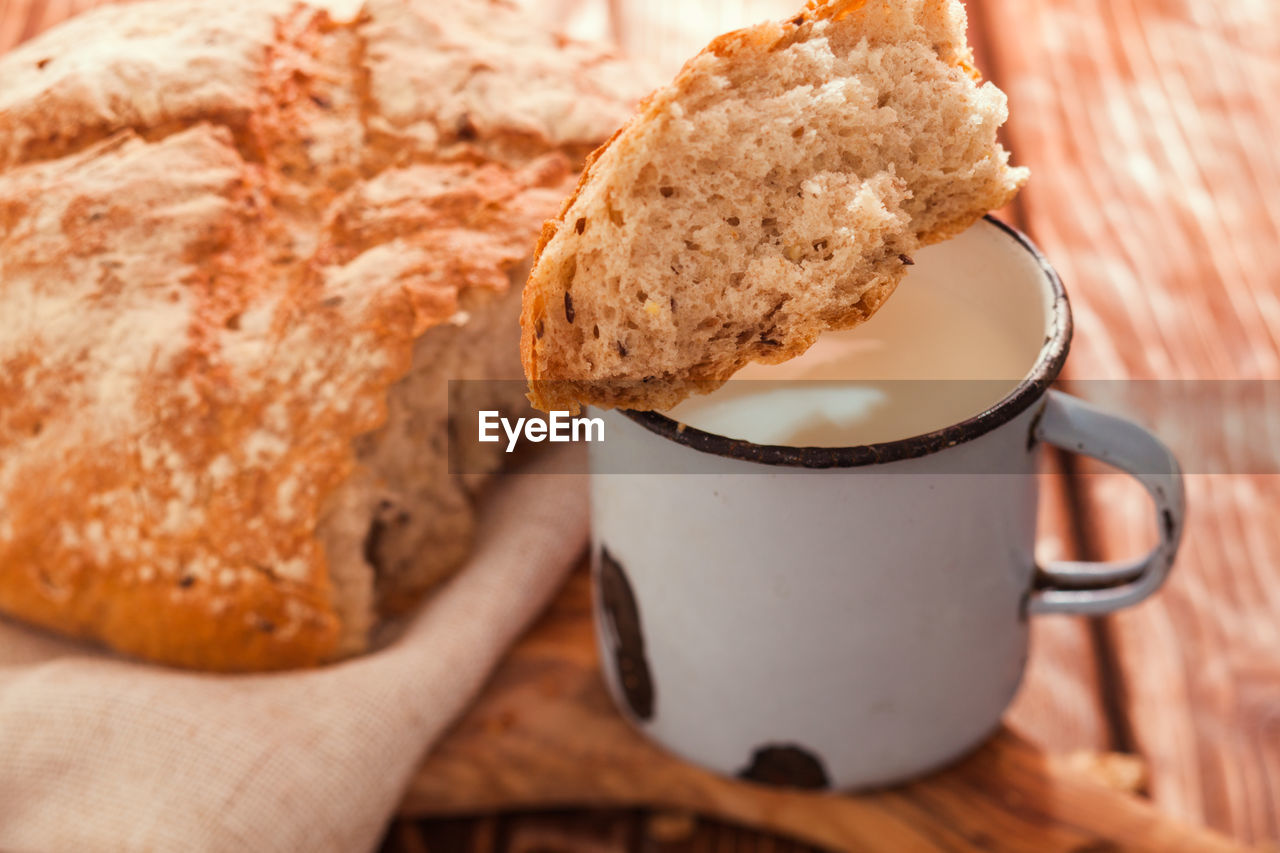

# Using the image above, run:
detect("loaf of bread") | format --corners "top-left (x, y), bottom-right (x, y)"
top-left (521, 0), bottom-right (1027, 412)
top-left (0, 0), bottom-right (643, 670)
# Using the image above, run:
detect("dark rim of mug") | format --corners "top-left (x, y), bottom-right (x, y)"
top-left (618, 216), bottom-right (1074, 469)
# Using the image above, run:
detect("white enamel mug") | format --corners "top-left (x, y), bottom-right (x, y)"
top-left (587, 218), bottom-right (1185, 791)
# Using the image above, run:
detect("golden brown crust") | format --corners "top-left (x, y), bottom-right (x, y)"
top-left (0, 0), bottom-right (641, 670)
top-left (520, 123), bottom-right (632, 408)
top-left (0, 127), bottom-right (360, 671)
top-left (525, 274), bottom-right (897, 413)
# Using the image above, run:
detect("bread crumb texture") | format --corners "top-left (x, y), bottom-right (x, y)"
top-left (521, 0), bottom-right (1028, 412)
top-left (0, 0), bottom-right (642, 670)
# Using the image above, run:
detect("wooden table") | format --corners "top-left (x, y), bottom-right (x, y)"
top-left (3, 0), bottom-right (1277, 849)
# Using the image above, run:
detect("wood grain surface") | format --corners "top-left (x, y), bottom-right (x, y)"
top-left (976, 0), bottom-right (1280, 841)
top-left (967, 10), bottom-right (1116, 757)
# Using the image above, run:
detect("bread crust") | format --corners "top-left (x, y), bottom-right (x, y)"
top-left (0, 0), bottom-right (642, 670)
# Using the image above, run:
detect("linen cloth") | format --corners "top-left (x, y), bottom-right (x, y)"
top-left (0, 449), bottom-right (588, 853)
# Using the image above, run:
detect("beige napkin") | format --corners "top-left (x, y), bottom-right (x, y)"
top-left (0, 448), bottom-right (588, 853)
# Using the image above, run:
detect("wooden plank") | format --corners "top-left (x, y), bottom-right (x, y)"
top-left (969, 1), bottom-right (1116, 755)
top-left (980, 0), bottom-right (1280, 841)
top-left (488, 809), bottom-right (828, 853)
top-left (382, 811), bottom-right (831, 853)
top-left (403, 567), bottom-right (1242, 853)
top-left (500, 811), bottom-right (636, 853)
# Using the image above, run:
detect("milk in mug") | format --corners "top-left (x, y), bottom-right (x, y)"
top-left (664, 237), bottom-right (1049, 447)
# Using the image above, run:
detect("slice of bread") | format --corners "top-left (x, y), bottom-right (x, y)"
top-left (521, 0), bottom-right (1028, 413)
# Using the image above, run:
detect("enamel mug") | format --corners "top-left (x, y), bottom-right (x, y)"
top-left (587, 218), bottom-right (1186, 791)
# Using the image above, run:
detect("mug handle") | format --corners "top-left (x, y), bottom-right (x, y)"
top-left (1030, 390), bottom-right (1186, 615)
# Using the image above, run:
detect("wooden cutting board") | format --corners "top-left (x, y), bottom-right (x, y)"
top-left (401, 566), bottom-right (1243, 853)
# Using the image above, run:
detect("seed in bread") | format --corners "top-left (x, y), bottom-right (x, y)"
top-left (520, 0), bottom-right (1028, 413)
